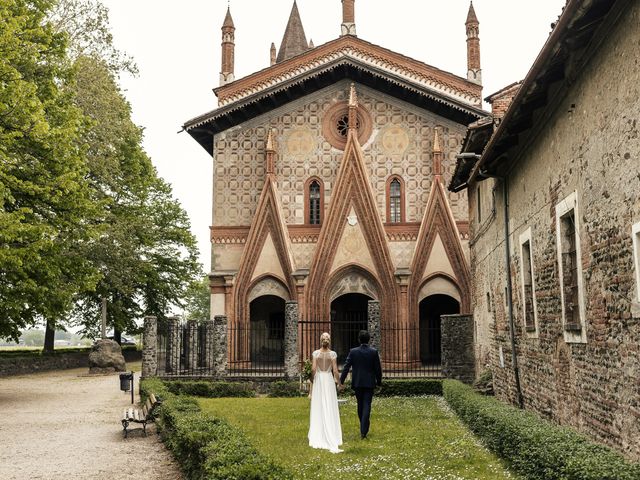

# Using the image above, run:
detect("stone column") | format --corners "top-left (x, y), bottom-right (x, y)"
top-left (186, 320), bottom-right (198, 371)
top-left (284, 301), bottom-right (299, 379)
top-left (168, 317), bottom-right (181, 374)
top-left (141, 316), bottom-right (157, 378)
top-left (202, 320), bottom-right (215, 372)
top-left (367, 300), bottom-right (381, 354)
top-left (441, 314), bottom-right (475, 384)
top-left (213, 315), bottom-right (228, 378)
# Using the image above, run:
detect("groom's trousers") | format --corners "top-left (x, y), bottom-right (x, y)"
top-left (354, 387), bottom-right (374, 437)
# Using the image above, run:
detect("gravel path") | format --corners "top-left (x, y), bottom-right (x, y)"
top-left (0, 367), bottom-right (183, 480)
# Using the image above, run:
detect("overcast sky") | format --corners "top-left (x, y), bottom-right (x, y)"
top-left (100, 0), bottom-right (566, 271)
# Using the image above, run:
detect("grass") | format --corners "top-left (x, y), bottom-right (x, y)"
top-left (199, 395), bottom-right (518, 480)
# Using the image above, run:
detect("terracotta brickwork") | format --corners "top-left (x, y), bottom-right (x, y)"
top-left (486, 82), bottom-right (521, 121)
top-left (468, 3), bottom-right (640, 460)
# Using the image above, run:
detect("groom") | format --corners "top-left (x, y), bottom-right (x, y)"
top-left (339, 330), bottom-right (382, 439)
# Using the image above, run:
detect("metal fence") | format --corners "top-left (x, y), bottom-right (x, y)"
top-left (226, 321), bottom-right (285, 378)
top-left (299, 319), bottom-right (442, 378)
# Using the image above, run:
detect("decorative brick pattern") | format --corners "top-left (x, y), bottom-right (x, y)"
top-left (142, 316), bottom-right (157, 378)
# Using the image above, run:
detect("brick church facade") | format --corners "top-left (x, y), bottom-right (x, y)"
top-left (184, 1), bottom-right (485, 370)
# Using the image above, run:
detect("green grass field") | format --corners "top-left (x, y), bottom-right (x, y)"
top-left (199, 396), bottom-right (517, 480)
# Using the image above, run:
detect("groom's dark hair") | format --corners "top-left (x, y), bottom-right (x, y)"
top-left (358, 330), bottom-right (370, 344)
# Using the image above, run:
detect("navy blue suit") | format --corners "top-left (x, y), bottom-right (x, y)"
top-left (339, 344), bottom-right (382, 438)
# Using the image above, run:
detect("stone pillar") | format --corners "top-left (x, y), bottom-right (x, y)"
top-left (441, 314), bottom-right (475, 384)
top-left (187, 320), bottom-right (198, 371)
top-left (213, 315), bottom-right (228, 378)
top-left (202, 320), bottom-right (215, 371)
top-left (141, 316), bottom-right (157, 378)
top-left (168, 317), bottom-right (181, 374)
top-left (368, 300), bottom-right (381, 353)
top-left (284, 301), bottom-right (299, 379)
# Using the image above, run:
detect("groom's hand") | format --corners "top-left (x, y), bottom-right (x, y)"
top-left (338, 383), bottom-right (344, 391)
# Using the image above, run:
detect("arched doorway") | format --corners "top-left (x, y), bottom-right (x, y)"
top-left (249, 295), bottom-right (285, 366)
top-left (331, 293), bottom-right (370, 363)
top-left (419, 294), bottom-right (459, 365)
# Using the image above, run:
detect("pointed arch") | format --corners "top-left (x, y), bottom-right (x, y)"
top-left (304, 176), bottom-right (324, 225)
top-left (417, 272), bottom-right (463, 304)
top-left (305, 115), bottom-right (397, 325)
top-left (234, 175), bottom-right (296, 328)
top-left (326, 263), bottom-right (381, 303)
top-left (409, 178), bottom-right (471, 322)
top-left (247, 274), bottom-right (291, 304)
top-left (386, 175), bottom-right (405, 223)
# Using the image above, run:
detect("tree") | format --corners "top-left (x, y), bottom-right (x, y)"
top-left (0, 0), bottom-right (99, 342)
top-left (69, 56), bottom-right (201, 341)
top-left (183, 276), bottom-right (211, 321)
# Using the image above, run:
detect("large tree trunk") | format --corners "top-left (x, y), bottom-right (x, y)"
top-left (113, 328), bottom-right (122, 345)
top-left (43, 319), bottom-right (55, 353)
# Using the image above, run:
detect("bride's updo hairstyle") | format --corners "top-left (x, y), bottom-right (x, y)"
top-left (320, 332), bottom-right (331, 348)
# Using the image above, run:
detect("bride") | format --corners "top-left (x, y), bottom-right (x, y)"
top-left (308, 332), bottom-right (343, 453)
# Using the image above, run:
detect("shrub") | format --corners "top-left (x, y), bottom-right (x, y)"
top-left (473, 369), bottom-right (494, 395)
top-left (443, 380), bottom-right (640, 480)
top-left (378, 379), bottom-right (442, 396)
top-left (163, 380), bottom-right (255, 398)
top-left (267, 381), bottom-right (301, 398)
top-left (139, 378), bottom-right (292, 479)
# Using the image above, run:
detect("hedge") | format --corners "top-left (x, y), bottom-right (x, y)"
top-left (163, 380), bottom-right (256, 398)
top-left (378, 379), bottom-right (442, 396)
top-left (140, 378), bottom-right (293, 479)
top-left (443, 380), bottom-right (640, 480)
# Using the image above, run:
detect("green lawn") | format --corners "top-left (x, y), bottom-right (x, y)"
top-left (199, 396), bottom-right (517, 480)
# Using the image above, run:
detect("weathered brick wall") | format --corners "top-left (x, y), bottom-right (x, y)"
top-left (441, 314), bottom-right (475, 383)
top-left (469, 3), bottom-right (640, 460)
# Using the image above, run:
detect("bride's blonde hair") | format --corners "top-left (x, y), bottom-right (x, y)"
top-left (320, 332), bottom-right (331, 348)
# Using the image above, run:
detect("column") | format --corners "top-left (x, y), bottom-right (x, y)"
top-left (141, 316), bottom-right (157, 378)
top-left (213, 315), bottom-right (228, 378)
top-left (284, 301), bottom-right (299, 379)
top-left (441, 314), bottom-right (475, 384)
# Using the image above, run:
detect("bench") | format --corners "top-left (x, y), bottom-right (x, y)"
top-left (121, 393), bottom-right (161, 438)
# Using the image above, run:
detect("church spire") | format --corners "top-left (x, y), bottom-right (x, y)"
top-left (466, 1), bottom-right (482, 85)
top-left (276, 1), bottom-right (309, 63)
top-left (220, 6), bottom-right (235, 86)
top-left (265, 129), bottom-right (276, 175)
top-left (341, 0), bottom-right (356, 37)
top-left (433, 129), bottom-right (443, 177)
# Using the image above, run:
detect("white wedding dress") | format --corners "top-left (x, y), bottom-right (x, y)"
top-left (308, 350), bottom-right (343, 453)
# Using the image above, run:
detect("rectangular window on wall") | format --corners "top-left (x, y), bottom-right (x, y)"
top-left (633, 221), bottom-right (640, 301)
top-left (519, 227), bottom-right (537, 335)
top-left (556, 192), bottom-right (586, 342)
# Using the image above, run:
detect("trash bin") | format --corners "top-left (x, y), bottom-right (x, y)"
top-left (119, 372), bottom-right (133, 392)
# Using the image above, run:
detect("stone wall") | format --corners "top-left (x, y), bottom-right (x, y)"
top-left (0, 349), bottom-right (141, 377)
top-left (468, 3), bottom-right (640, 460)
top-left (441, 314), bottom-right (475, 384)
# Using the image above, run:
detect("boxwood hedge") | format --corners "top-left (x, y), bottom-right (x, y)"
top-left (443, 380), bottom-right (640, 480)
top-left (140, 378), bottom-right (292, 479)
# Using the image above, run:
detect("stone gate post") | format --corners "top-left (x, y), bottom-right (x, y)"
top-left (441, 314), bottom-right (475, 384)
top-left (367, 300), bottom-right (381, 354)
top-left (213, 315), bottom-right (228, 378)
top-left (284, 301), bottom-right (299, 379)
top-left (186, 320), bottom-right (198, 371)
top-left (202, 320), bottom-right (215, 371)
top-left (142, 316), bottom-right (157, 378)
top-left (168, 317), bottom-right (181, 374)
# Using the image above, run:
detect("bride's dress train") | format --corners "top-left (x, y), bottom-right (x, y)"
top-left (308, 350), bottom-right (343, 453)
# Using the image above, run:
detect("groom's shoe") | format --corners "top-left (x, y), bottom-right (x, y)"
top-left (360, 433), bottom-right (367, 439)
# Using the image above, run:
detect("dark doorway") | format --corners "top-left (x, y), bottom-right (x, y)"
top-left (331, 293), bottom-right (370, 364)
top-left (249, 295), bottom-right (285, 365)
top-left (419, 294), bottom-right (460, 365)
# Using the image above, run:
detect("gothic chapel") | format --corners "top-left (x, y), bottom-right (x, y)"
top-left (183, 1), bottom-right (486, 371)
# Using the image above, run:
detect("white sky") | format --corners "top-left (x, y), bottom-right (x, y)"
top-left (100, 0), bottom-right (566, 271)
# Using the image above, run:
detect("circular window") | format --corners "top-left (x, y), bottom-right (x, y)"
top-left (322, 102), bottom-right (372, 150)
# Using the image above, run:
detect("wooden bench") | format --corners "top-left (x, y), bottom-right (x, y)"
top-left (121, 393), bottom-right (161, 438)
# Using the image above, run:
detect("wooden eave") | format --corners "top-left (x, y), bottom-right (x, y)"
top-left (466, 0), bottom-right (629, 183)
top-left (185, 57), bottom-right (486, 156)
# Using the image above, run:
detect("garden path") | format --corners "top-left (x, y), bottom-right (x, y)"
top-left (0, 366), bottom-right (182, 480)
